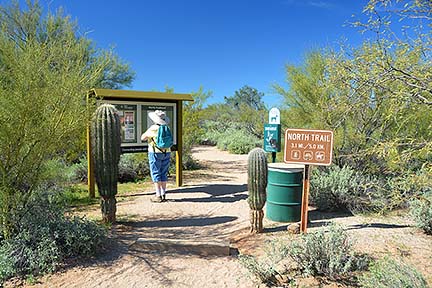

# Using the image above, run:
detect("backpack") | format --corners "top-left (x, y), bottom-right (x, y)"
top-left (154, 124), bottom-right (173, 149)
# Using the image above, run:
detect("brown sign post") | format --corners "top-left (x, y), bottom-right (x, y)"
top-left (284, 128), bottom-right (334, 233)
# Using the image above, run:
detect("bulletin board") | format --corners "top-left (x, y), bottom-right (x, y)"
top-left (103, 100), bottom-right (177, 153)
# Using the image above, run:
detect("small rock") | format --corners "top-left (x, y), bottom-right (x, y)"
top-left (287, 223), bottom-right (300, 234)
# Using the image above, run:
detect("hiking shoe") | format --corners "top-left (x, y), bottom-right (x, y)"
top-left (162, 194), bottom-right (166, 201)
top-left (150, 196), bottom-right (163, 203)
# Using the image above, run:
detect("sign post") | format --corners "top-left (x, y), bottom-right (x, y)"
top-left (284, 128), bottom-right (334, 233)
top-left (301, 164), bottom-right (311, 233)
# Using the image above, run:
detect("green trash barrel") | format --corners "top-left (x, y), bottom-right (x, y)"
top-left (266, 163), bottom-right (304, 222)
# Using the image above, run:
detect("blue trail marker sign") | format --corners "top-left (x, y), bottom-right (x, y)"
top-left (264, 124), bottom-right (281, 152)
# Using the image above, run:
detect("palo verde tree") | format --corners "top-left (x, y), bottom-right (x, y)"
top-left (333, 0), bottom-right (432, 173)
top-left (275, 0), bottom-right (431, 175)
top-left (182, 86), bottom-right (211, 167)
top-left (354, 0), bottom-right (431, 106)
top-left (0, 1), bottom-right (134, 238)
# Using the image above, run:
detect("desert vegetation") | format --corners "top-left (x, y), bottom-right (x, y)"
top-left (0, 0), bottom-right (430, 286)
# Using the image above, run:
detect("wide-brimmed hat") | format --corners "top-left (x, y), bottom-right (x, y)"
top-left (148, 110), bottom-right (169, 125)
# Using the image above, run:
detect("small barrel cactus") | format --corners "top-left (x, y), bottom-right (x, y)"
top-left (247, 148), bottom-right (268, 233)
top-left (92, 104), bottom-right (121, 223)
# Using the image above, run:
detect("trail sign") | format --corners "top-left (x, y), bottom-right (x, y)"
top-left (269, 107), bottom-right (280, 124)
top-left (264, 124), bottom-right (281, 152)
top-left (283, 128), bottom-right (334, 234)
top-left (284, 128), bottom-right (333, 166)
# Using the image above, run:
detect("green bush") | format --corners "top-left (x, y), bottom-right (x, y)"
top-left (310, 165), bottom-right (357, 211)
top-left (227, 133), bottom-right (259, 154)
top-left (182, 152), bottom-right (201, 170)
top-left (118, 154), bottom-right (138, 183)
top-left (311, 165), bottom-right (432, 214)
top-left (206, 128), bottom-right (260, 154)
top-left (66, 156), bottom-right (88, 183)
top-left (239, 255), bottom-right (281, 286)
top-left (288, 224), bottom-right (369, 280)
top-left (310, 166), bottom-right (386, 213)
top-left (384, 173), bottom-right (432, 211)
top-left (359, 257), bottom-right (428, 288)
top-left (0, 191), bottom-right (107, 283)
top-left (409, 192), bottom-right (432, 235)
top-left (238, 240), bottom-right (290, 286)
top-left (67, 154), bottom-right (151, 184)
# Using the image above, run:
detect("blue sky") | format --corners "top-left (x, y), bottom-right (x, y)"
top-left (3, 0), bottom-right (369, 106)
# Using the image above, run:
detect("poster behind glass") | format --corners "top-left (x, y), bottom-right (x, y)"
top-left (114, 104), bottom-right (137, 143)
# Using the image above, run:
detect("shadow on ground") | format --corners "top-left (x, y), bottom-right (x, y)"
top-left (169, 184), bottom-right (248, 203)
top-left (119, 215), bottom-right (238, 228)
top-left (309, 209), bottom-right (354, 221)
top-left (347, 223), bottom-right (411, 230)
top-left (183, 170), bottom-right (241, 183)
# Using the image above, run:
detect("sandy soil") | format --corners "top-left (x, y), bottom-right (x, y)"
top-left (11, 145), bottom-right (432, 287)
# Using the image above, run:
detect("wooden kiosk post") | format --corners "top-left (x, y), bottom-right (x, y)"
top-left (86, 89), bottom-right (193, 197)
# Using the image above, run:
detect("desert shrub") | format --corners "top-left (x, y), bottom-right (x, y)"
top-left (0, 191), bottom-right (107, 283)
top-left (239, 255), bottom-right (279, 286)
top-left (239, 240), bottom-right (290, 286)
top-left (182, 152), bottom-right (201, 170)
top-left (202, 121), bottom-right (224, 146)
top-left (359, 257), bottom-right (428, 288)
top-left (126, 153), bottom-right (149, 179)
top-left (288, 223), bottom-right (369, 280)
top-left (311, 165), bottom-right (432, 214)
top-left (310, 165), bottom-right (358, 211)
top-left (118, 154), bottom-right (138, 183)
top-left (310, 166), bottom-right (387, 213)
top-left (383, 171), bottom-right (432, 211)
top-left (208, 128), bottom-right (260, 154)
top-left (409, 192), bottom-right (432, 235)
top-left (66, 154), bottom-right (151, 184)
top-left (226, 132), bottom-right (260, 154)
top-left (66, 156), bottom-right (88, 183)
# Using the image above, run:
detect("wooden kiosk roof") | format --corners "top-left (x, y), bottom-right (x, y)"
top-left (90, 88), bottom-right (194, 101)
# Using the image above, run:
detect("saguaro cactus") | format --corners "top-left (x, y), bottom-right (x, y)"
top-left (247, 148), bottom-right (268, 233)
top-left (92, 104), bottom-right (121, 223)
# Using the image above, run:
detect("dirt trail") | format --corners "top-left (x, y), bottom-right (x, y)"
top-left (15, 145), bottom-right (432, 287)
top-left (25, 146), bottom-right (256, 288)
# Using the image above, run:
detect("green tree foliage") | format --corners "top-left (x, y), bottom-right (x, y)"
top-left (273, 0), bottom-right (431, 214)
top-left (183, 86), bottom-right (212, 147)
top-left (223, 85), bottom-right (267, 138)
top-left (358, 0), bottom-right (431, 106)
top-left (0, 1), bottom-right (134, 238)
top-left (275, 0), bottom-right (431, 175)
top-left (182, 86), bottom-right (211, 168)
top-left (224, 85), bottom-right (266, 111)
top-left (274, 52), bottom-right (332, 130)
top-left (202, 85), bottom-right (266, 154)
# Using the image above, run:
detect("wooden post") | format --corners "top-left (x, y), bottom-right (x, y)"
top-left (300, 164), bottom-right (311, 233)
top-left (271, 152), bottom-right (276, 163)
top-left (176, 101), bottom-right (183, 187)
top-left (86, 96), bottom-right (95, 198)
